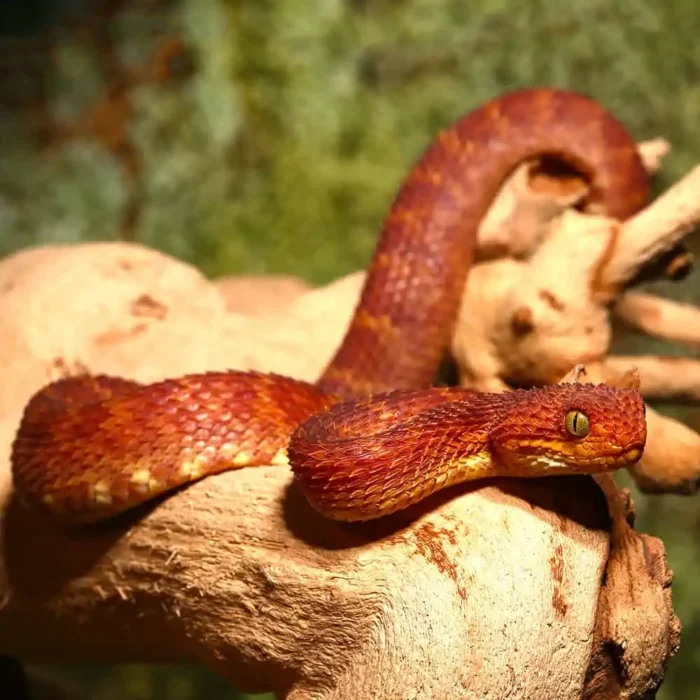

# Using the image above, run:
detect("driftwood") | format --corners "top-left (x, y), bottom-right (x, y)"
top-left (0, 136), bottom-right (691, 698)
top-left (216, 275), bottom-right (312, 316)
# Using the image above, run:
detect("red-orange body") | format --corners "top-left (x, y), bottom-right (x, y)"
top-left (11, 87), bottom-right (650, 523)
top-left (317, 87), bottom-right (650, 396)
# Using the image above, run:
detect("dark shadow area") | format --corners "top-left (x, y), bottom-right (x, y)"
top-left (2, 491), bottom-right (166, 596)
top-left (0, 654), bottom-right (30, 700)
top-left (282, 472), bottom-right (610, 551)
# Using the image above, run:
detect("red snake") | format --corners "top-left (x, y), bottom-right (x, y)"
top-left (11, 87), bottom-right (648, 524)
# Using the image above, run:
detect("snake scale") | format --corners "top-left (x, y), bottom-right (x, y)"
top-left (11, 87), bottom-right (649, 524)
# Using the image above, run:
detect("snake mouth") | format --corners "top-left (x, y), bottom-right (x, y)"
top-left (588, 444), bottom-right (644, 468)
top-left (498, 439), bottom-right (647, 475)
top-left (618, 446), bottom-right (644, 464)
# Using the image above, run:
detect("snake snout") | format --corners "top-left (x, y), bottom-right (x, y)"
top-left (489, 382), bottom-right (648, 476)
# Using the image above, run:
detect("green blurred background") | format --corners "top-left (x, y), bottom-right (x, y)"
top-left (2, 0), bottom-right (700, 698)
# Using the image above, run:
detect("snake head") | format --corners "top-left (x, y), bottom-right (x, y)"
top-left (489, 383), bottom-right (647, 476)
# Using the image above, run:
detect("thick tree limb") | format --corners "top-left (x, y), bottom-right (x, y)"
top-left (0, 242), bottom-right (679, 698)
top-left (605, 355), bottom-right (700, 402)
top-left (602, 166), bottom-right (700, 289)
top-left (0, 464), bottom-right (630, 698)
top-left (614, 293), bottom-right (700, 349)
top-left (629, 406), bottom-right (700, 494)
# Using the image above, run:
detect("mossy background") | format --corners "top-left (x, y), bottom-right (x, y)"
top-left (2, 0), bottom-right (700, 698)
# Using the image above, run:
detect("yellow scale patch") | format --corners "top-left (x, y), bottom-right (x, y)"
top-left (129, 467), bottom-right (161, 496)
top-left (485, 102), bottom-right (510, 136)
top-left (179, 460), bottom-right (204, 480)
top-left (453, 451), bottom-right (492, 478)
top-left (175, 444), bottom-right (290, 477)
top-left (437, 127), bottom-right (475, 164)
top-left (527, 454), bottom-right (569, 471)
top-left (227, 451), bottom-right (247, 467)
top-left (91, 479), bottom-right (113, 506)
top-left (355, 309), bottom-right (396, 333)
top-left (270, 448), bottom-right (289, 467)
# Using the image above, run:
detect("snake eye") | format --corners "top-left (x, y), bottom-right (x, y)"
top-left (565, 410), bottom-right (590, 438)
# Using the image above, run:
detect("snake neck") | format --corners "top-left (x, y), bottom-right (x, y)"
top-left (318, 88), bottom-right (649, 398)
top-left (289, 388), bottom-right (508, 520)
top-left (290, 382), bottom-right (646, 522)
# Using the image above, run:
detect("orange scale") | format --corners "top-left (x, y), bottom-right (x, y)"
top-left (192, 428), bottom-right (211, 442)
top-left (212, 423), bottom-right (232, 438)
top-left (196, 418), bottom-right (216, 433)
top-left (158, 422), bottom-right (180, 436)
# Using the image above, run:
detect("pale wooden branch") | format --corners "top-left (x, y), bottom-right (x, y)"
top-left (637, 138), bottom-right (671, 175)
top-left (605, 355), bottom-right (700, 402)
top-left (614, 292), bottom-right (700, 349)
top-left (0, 243), bottom-right (678, 699)
top-left (476, 161), bottom-right (587, 258)
top-left (630, 405), bottom-right (700, 495)
top-left (449, 162), bottom-right (700, 389)
top-left (603, 166), bottom-right (700, 289)
top-left (475, 138), bottom-right (667, 260)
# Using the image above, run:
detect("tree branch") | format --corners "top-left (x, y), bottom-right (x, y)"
top-left (604, 165), bottom-right (700, 289)
top-left (0, 462), bottom-right (634, 699)
top-left (605, 355), bottom-right (700, 402)
top-left (0, 242), bottom-right (679, 698)
top-left (614, 293), bottom-right (700, 349)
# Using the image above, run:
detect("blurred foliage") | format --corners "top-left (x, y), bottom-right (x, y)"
top-left (25, 663), bottom-right (265, 700)
top-left (2, 0), bottom-right (700, 698)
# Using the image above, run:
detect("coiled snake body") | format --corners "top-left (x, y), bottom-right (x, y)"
top-left (12, 88), bottom-right (649, 524)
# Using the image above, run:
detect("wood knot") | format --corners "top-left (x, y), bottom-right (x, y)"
top-left (618, 488), bottom-right (636, 525)
top-left (511, 306), bottom-right (535, 336)
top-left (538, 289), bottom-right (565, 312)
top-left (664, 249), bottom-right (694, 281)
top-left (130, 294), bottom-right (168, 320)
